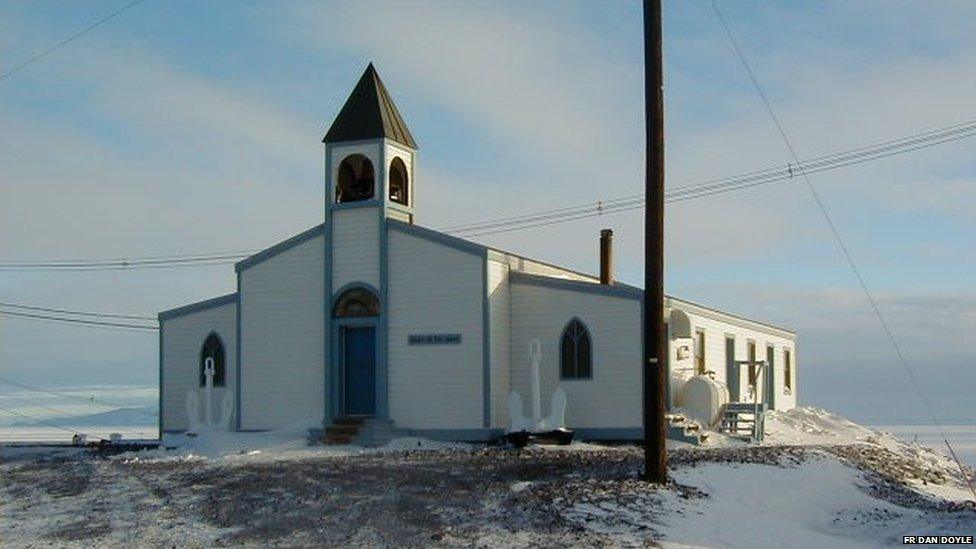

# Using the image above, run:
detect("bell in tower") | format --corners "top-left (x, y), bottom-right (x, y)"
top-left (322, 63), bottom-right (418, 223)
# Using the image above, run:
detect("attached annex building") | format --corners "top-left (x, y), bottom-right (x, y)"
top-left (158, 65), bottom-right (798, 442)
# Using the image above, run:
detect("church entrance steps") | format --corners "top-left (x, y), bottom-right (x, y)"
top-left (316, 418), bottom-right (408, 447)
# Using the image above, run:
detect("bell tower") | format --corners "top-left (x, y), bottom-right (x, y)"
top-left (321, 64), bottom-right (417, 424)
top-left (323, 63), bottom-right (418, 224)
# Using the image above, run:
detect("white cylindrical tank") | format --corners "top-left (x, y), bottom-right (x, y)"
top-left (681, 375), bottom-right (730, 428)
top-left (670, 368), bottom-right (694, 407)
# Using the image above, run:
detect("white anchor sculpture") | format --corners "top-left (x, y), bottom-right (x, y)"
top-left (185, 357), bottom-right (234, 433)
top-left (507, 339), bottom-right (569, 434)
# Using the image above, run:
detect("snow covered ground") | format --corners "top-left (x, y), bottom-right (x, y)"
top-left (0, 408), bottom-right (973, 547)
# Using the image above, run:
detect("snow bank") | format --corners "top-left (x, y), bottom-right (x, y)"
top-left (565, 453), bottom-right (973, 548)
top-left (762, 407), bottom-right (975, 503)
top-left (764, 406), bottom-right (878, 445)
top-left (118, 426), bottom-right (472, 464)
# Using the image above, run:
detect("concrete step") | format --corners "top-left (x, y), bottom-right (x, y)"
top-left (324, 434), bottom-right (353, 445)
top-left (326, 424), bottom-right (361, 437)
top-left (333, 417), bottom-right (365, 426)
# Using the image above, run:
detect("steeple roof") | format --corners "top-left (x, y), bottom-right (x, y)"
top-left (322, 63), bottom-right (418, 149)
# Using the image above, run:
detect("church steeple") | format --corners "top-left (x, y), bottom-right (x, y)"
top-left (324, 64), bottom-right (418, 224)
top-left (322, 63), bottom-right (417, 149)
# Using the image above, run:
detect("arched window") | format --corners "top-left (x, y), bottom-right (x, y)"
top-left (389, 157), bottom-right (409, 206)
top-left (333, 287), bottom-right (380, 318)
top-left (199, 332), bottom-right (226, 387)
top-left (336, 154), bottom-right (375, 203)
top-left (560, 318), bottom-right (592, 379)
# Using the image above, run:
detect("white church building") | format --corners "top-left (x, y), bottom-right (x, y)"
top-left (158, 65), bottom-right (797, 443)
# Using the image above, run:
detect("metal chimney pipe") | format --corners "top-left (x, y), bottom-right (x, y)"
top-left (600, 229), bottom-right (614, 285)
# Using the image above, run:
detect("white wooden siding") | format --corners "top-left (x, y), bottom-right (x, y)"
top-left (332, 208), bottom-right (379, 291)
top-left (387, 229), bottom-right (484, 429)
top-left (239, 235), bottom-right (325, 430)
top-left (160, 302), bottom-right (236, 432)
top-left (509, 282), bottom-right (642, 429)
top-left (673, 306), bottom-right (797, 410)
top-left (488, 259), bottom-right (510, 429)
top-left (489, 250), bottom-right (596, 282)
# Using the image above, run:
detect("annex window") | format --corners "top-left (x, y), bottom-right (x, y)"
top-left (333, 287), bottom-right (380, 318)
top-left (747, 341), bottom-right (757, 388)
top-left (336, 154), bottom-right (375, 203)
top-left (784, 349), bottom-right (793, 393)
top-left (725, 335), bottom-right (737, 397)
top-left (694, 329), bottom-right (706, 375)
top-left (199, 332), bottom-right (226, 387)
top-left (560, 318), bottom-right (592, 379)
top-left (389, 157), bottom-right (409, 206)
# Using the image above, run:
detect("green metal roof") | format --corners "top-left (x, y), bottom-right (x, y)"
top-left (322, 63), bottom-right (417, 149)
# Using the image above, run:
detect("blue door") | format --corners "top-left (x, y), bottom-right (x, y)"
top-left (343, 326), bottom-right (376, 416)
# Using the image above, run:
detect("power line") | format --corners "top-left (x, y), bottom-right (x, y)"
top-left (2, 115), bottom-right (975, 268)
top-left (0, 405), bottom-right (82, 435)
top-left (0, 309), bottom-right (158, 331)
top-left (443, 118), bottom-right (976, 236)
top-left (2, 393), bottom-right (83, 420)
top-left (0, 377), bottom-right (159, 417)
top-left (0, 301), bottom-right (156, 321)
top-left (1, 0), bottom-right (148, 83)
top-left (708, 0), bottom-right (975, 501)
top-left (0, 253), bottom-right (250, 270)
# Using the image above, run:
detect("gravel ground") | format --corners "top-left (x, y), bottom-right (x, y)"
top-left (1, 443), bottom-right (972, 547)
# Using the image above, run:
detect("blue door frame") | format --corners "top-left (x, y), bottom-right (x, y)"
top-left (342, 326), bottom-right (376, 416)
top-left (330, 316), bottom-right (381, 420)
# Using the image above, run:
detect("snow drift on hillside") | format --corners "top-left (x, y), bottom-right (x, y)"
top-left (1, 407), bottom-right (972, 547)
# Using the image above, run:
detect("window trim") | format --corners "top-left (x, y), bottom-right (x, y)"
top-left (335, 153), bottom-right (376, 203)
top-left (559, 317), bottom-right (593, 381)
top-left (783, 348), bottom-right (793, 395)
top-left (746, 339), bottom-right (757, 388)
top-left (388, 156), bottom-right (409, 206)
top-left (694, 328), bottom-right (706, 375)
top-left (332, 286), bottom-right (380, 318)
top-left (199, 331), bottom-right (226, 388)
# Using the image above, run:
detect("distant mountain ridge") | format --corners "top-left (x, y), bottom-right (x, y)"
top-left (12, 406), bottom-right (157, 428)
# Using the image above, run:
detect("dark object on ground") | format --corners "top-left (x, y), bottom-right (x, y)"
top-left (504, 428), bottom-right (574, 448)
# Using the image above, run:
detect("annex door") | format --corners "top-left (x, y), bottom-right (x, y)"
top-left (342, 326), bottom-right (376, 416)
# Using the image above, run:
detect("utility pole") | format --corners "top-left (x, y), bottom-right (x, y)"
top-left (642, 0), bottom-right (667, 484)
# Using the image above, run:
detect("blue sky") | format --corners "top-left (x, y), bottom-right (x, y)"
top-left (1, 0), bottom-right (974, 424)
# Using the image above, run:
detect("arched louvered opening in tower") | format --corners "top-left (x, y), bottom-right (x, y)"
top-left (389, 157), bottom-right (409, 206)
top-left (336, 154), bottom-right (375, 203)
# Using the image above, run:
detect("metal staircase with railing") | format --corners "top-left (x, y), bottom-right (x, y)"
top-left (719, 402), bottom-right (766, 442)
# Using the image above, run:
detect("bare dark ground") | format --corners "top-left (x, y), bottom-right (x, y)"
top-left (1, 444), bottom-right (972, 547)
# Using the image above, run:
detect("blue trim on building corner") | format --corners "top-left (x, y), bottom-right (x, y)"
top-left (158, 323), bottom-right (164, 438)
top-left (158, 292), bottom-right (238, 322)
top-left (235, 223), bottom-right (326, 273)
top-left (482, 250), bottom-right (491, 428)
top-left (235, 275), bottom-right (242, 430)
top-left (387, 218), bottom-right (486, 257)
top-left (324, 147), bottom-right (333, 426)
top-left (509, 271), bottom-right (643, 300)
top-left (378, 208), bottom-right (390, 421)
